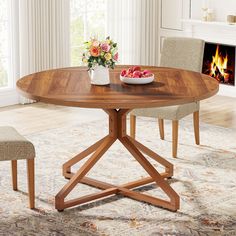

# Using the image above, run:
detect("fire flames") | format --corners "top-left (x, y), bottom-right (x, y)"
top-left (210, 45), bottom-right (230, 82)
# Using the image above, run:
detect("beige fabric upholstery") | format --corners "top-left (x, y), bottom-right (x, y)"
top-left (160, 37), bottom-right (205, 72)
top-left (0, 127), bottom-right (35, 161)
top-left (131, 37), bottom-right (205, 120)
top-left (132, 102), bottom-right (200, 120)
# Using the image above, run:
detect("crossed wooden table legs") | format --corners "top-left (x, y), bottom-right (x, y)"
top-left (55, 109), bottom-right (180, 212)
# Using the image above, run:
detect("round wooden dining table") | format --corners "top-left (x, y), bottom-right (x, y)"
top-left (17, 65), bottom-right (219, 212)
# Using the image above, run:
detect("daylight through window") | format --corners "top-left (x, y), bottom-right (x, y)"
top-left (0, 0), bottom-right (10, 88)
top-left (70, 0), bottom-right (106, 66)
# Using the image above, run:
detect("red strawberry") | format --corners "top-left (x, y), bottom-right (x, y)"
top-left (127, 67), bottom-right (134, 74)
top-left (133, 71), bottom-right (142, 78)
top-left (133, 66), bottom-right (141, 72)
top-left (120, 69), bottom-right (127, 77)
top-left (143, 70), bottom-right (151, 75)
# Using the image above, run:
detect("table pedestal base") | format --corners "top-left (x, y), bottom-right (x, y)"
top-left (55, 109), bottom-right (180, 212)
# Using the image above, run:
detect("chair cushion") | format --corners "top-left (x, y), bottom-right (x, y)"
top-left (131, 102), bottom-right (200, 120)
top-left (0, 127), bottom-right (35, 161)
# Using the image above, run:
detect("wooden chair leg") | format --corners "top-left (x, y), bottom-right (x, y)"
top-left (158, 119), bottom-right (164, 140)
top-left (193, 111), bottom-right (200, 145)
top-left (27, 159), bottom-right (35, 209)
top-left (172, 120), bottom-right (179, 158)
top-left (11, 160), bottom-right (17, 191)
top-left (130, 115), bottom-right (136, 139)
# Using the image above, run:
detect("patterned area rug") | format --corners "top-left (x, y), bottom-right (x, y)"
top-left (0, 117), bottom-right (236, 236)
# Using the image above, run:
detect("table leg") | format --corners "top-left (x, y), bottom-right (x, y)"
top-left (55, 109), bottom-right (180, 212)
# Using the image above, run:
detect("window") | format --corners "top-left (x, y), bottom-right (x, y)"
top-left (0, 0), bottom-right (10, 88)
top-left (0, 0), bottom-right (19, 107)
top-left (70, 0), bottom-right (106, 66)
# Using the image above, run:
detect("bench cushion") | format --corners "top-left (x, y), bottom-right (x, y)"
top-left (0, 127), bottom-right (35, 161)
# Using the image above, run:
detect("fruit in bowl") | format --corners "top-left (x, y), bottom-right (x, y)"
top-left (120, 66), bottom-right (155, 84)
top-left (120, 67), bottom-right (153, 78)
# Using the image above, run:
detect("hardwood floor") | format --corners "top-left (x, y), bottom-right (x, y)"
top-left (0, 95), bottom-right (235, 136)
top-left (200, 95), bottom-right (236, 128)
top-left (0, 103), bottom-right (106, 135)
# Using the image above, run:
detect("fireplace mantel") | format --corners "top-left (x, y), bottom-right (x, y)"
top-left (182, 19), bottom-right (236, 97)
top-left (182, 19), bottom-right (236, 30)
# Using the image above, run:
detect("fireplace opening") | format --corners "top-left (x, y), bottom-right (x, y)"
top-left (202, 42), bottom-right (235, 86)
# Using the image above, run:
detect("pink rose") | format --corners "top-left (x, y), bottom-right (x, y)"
top-left (101, 43), bottom-right (110, 52)
top-left (92, 40), bottom-right (100, 47)
top-left (113, 52), bottom-right (118, 61)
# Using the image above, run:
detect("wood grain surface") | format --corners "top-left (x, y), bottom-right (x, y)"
top-left (17, 66), bottom-right (219, 109)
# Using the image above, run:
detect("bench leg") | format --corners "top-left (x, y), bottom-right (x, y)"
top-left (27, 159), bottom-right (35, 209)
top-left (11, 160), bottom-right (17, 191)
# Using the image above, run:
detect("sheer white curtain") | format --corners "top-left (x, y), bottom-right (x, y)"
top-left (19, 0), bottom-right (70, 75)
top-left (107, 0), bottom-right (159, 66)
top-left (18, 0), bottom-right (70, 103)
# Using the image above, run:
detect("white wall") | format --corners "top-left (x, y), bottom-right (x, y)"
top-left (191, 0), bottom-right (236, 21)
top-left (159, 0), bottom-right (236, 97)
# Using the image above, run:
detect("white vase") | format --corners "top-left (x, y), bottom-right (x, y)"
top-left (89, 65), bottom-right (110, 85)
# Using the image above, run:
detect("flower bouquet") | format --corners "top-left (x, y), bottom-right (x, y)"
top-left (82, 36), bottom-right (118, 85)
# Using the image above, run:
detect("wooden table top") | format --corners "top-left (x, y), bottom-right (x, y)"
top-left (17, 65), bottom-right (219, 109)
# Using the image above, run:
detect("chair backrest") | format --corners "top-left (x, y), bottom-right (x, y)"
top-left (160, 37), bottom-right (205, 73)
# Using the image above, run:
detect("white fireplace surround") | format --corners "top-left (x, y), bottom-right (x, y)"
top-left (182, 19), bottom-right (236, 97)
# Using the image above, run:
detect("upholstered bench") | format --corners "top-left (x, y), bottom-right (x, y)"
top-left (0, 127), bottom-right (35, 209)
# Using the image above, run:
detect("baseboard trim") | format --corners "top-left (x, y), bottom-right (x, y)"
top-left (0, 89), bottom-right (19, 107)
top-left (218, 85), bottom-right (236, 98)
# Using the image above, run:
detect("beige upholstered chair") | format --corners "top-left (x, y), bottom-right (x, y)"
top-left (0, 127), bottom-right (35, 209)
top-left (130, 37), bottom-right (205, 157)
